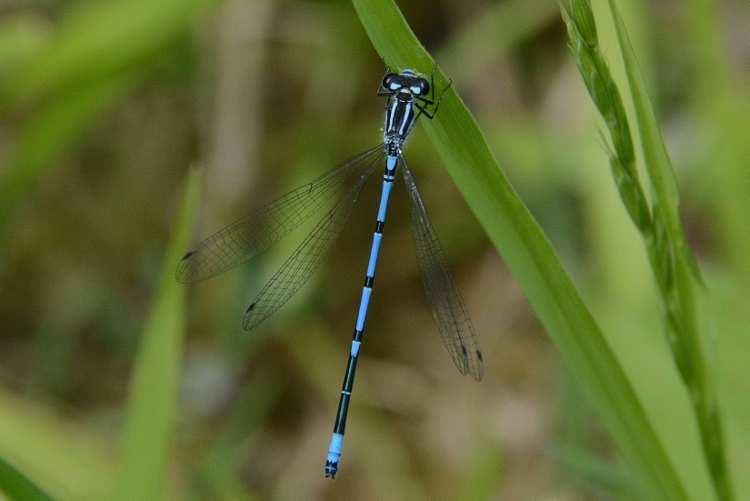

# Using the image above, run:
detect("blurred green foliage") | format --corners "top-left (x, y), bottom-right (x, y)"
top-left (0, 0), bottom-right (748, 499)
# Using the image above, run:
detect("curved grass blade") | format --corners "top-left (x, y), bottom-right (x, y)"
top-left (351, 0), bottom-right (690, 498)
top-left (402, 159), bottom-right (483, 381)
top-left (243, 149), bottom-right (384, 330)
top-left (176, 146), bottom-right (383, 284)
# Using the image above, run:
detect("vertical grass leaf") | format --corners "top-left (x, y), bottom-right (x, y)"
top-left (114, 166), bottom-right (202, 499)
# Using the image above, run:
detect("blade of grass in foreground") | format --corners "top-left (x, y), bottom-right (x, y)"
top-left (114, 167), bottom-right (202, 499)
top-left (351, 0), bottom-right (689, 498)
top-left (0, 456), bottom-right (54, 501)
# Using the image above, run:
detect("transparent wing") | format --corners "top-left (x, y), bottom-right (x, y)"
top-left (402, 159), bottom-right (484, 381)
top-left (243, 150), bottom-right (384, 330)
top-left (176, 145), bottom-right (384, 284)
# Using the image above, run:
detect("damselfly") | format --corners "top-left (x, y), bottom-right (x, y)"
top-left (176, 67), bottom-right (483, 479)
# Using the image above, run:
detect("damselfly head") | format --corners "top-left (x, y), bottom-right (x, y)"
top-left (382, 70), bottom-right (430, 97)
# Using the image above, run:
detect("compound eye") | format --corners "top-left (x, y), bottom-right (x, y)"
top-left (382, 73), bottom-right (400, 91)
top-left (411, 78), bottom-right (430, 96)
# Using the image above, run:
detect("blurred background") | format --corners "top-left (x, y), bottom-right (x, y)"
top-left (0, 0), bottom-right (748, 499)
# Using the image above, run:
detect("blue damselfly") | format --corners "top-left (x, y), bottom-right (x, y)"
top-left (177, 67), bottom-right (483, 479)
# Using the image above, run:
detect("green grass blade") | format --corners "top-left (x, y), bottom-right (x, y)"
top-left (351, 0), bottom-right (689, 498)
top-left (114, 166), bottom-right (202, 500)
top-left (0, 456), bottom-right (54, 501)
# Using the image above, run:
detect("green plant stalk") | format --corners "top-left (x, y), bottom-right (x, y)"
top-left (607, 1), bottom-right (731, 498)
top-left (114, 167), bottom-right (202, 499)
top-left (352, 0), bottom-right (689, 498)
top-left (564, 0), bottom-right (732, 498)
